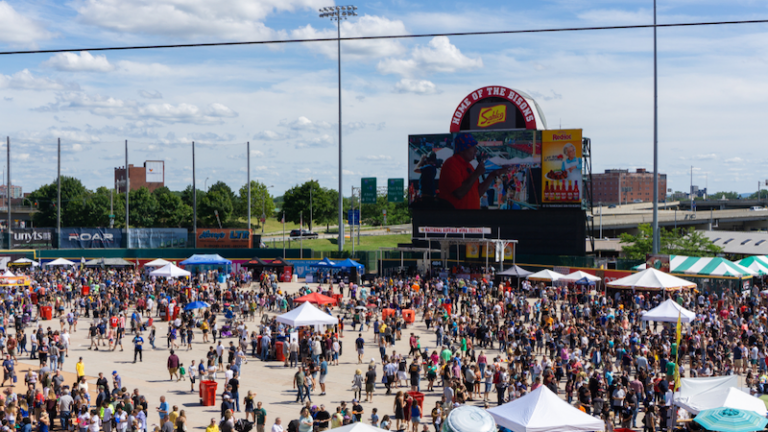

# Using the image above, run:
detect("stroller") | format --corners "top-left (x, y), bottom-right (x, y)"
top-left (235, 419), bottom-right (254, 432)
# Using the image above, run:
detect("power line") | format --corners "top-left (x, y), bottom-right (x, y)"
top-left (0, 19), bottom-right (767, 56)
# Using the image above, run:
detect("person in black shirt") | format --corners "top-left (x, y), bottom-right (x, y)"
top-left (314, 405), bottom-right (331, 431)
top-left (229, 372), bottom-right (240, 412)
top-left (365, 366), bottom-right (376, 402)
top-left (351, 400), bottom-right (363, 423)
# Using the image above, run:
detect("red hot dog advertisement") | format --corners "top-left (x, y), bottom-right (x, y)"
top-left (541, 129), bottom-right (583, 208)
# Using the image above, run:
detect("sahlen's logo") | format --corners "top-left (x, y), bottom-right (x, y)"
top-left (477, 105), bottom-right (506, 128)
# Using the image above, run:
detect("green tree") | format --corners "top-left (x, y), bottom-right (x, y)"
top-left (619, 223), bottom-right (722, 259)
top-left (360, 193), bottom-right (411, 226)
top-left (128, 187), bottom-right (158, 227)
top-left (199, 189), bottom-right (233, 227)
top-left (282, 181), bottom-right (337, 231)
top-left (152, 187), bottom-right (191, 227)
top-left (238, 181), bottom-right (275, 229)
top-left (28, 177), bottom-right (89, 227)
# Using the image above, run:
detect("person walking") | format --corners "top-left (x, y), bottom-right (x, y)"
top-left (132, 333), bottom-right (144, 363)
top-left (167, 350), bottom-right (180, 381)
top-left (352, 369), bottom-right (363, 402)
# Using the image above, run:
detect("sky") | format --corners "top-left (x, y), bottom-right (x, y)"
top-left (0, 0), bottom-right (767, 198)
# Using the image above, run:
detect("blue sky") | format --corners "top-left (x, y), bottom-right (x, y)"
top-left (0, 0), bottom-right (767, 197)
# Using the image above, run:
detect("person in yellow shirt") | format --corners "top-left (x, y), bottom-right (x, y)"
top-left (76, 357), bottom-right (85, 379)
top-left (206, 418), bottom-right (220, 432)
top-left (169, 406), bottom-right (180, 425)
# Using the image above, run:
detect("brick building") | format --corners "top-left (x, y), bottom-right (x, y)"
top-left (114, 161), bottom-right (165, 193)
top-left (0, 185), bottom-right (22, 199)
top-left (591, 168), bottom-right (667, 204)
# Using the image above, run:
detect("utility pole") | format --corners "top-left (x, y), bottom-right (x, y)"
top-left (651, 0), bottom-right (660, 254)
top-left (109, 189), bottom-right (114, 228)
top-left (6, 137), bottom-right (10, 250)
top-left (124, 140), bottom-right (129, 248)
top-left (192, 141), bottom-right (197, 248)
top-left (57, 138), bottom-right (61, 249)
top-left (690, 165), bottom-right (694, 212)
top-left (247, 142), bottom-right (251, 235)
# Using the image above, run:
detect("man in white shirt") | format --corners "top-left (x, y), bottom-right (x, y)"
top-left (271, 417), bottom-right (283, 432)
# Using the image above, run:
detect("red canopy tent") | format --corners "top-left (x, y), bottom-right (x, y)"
top-left (294, 292), bottom-right (338, 306)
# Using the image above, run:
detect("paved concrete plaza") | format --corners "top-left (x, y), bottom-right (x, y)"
top-left (43, 281), bottom-right (504, 429)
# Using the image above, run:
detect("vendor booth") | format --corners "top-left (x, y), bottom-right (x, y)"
top-left (606, 268), bottom-right (697, 292)
top-left (641, 298), bottom-right (696, 323)
top-left (180, 254), bottom-right (232, 278)
top-left (276, 302), bottom-right (337, 327)
top-left (144, 258), bottom-right (172, 268)
top-left (487, 386), bottom-right (604, 432)
top-left (674, 376), bottom-right (766, 416)
top-left (150, 263), bottom-right (191, 279)
top-left (84, 258), bottom-right (136, 267)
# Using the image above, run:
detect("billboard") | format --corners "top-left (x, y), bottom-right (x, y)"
top-left (196, 228), bottom-right (252, 249)
top-left (11, 228), bottom-right (54, 249)
top-left (128, 228), bottom-right (188, 249)
top-left (408, 130), bottom-right (541, 210)
top-left (145, 160), bottom-right (164, 183)
top-left (59, 228), bottom-right (123, 249)
top-left (646, 254), bottom-right (670, 273)
top-left (541, 129), bottom-right (583, 208)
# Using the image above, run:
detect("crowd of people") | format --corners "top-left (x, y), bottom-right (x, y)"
top-left (0, 262), bottom-right (761, 432)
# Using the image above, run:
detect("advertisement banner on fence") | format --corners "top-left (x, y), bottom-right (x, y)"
top-left (128, 228), bottom-right (188, 249)
top-left (11, 228), bottom-right (55, 249)
top-left (196, 229), bottom-right (252, 249)
top-left (287, 260), bottom-right (322, 278)
top-left (59, 228), bottom-right (123, 249)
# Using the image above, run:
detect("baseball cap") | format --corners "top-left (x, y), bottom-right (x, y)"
top-left (454, 134), bottom-right (478, 152)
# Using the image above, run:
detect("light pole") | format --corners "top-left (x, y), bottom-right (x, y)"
top-left (319, 4), bottom-right (358, 252)
top-left (205, 177), bottom-right (210, 191)
top-left (261, 184), bottom-right (273, 234)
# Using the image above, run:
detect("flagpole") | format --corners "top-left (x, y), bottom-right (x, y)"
top-left (282, 211), bottom-right (285, 259)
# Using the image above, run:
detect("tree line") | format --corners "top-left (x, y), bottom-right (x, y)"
top-left (26, 178), bottom-right (411, 230)
top-left (27, 177), bottom-right (276, 229)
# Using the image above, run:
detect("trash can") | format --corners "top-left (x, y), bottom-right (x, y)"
top-left (200, 380), bottom-right (218, 406)
top-left (382, 308), bottom-right (395, 320)
top-left (172, 306), bottom-right (180, 321)
top-left (275, 341), bottom-right (285, 362)
top-left (407, 391), bottom-right (424, 410)
top-left (204, 383), bottom-right (217, 406)
top-left (402, 309), bottom-right (415, 324)
top-left (30, 292), bottom-right (38, 305)
top-left (41, 306), bottom-right (53, 321)
top-left (256, 336), bottom-right (263, 356)
top-left (82, 286), bottom-right (90, 296)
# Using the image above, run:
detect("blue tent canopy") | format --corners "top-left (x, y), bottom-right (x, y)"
top-left (180, 254), bottom-right (232, 266)
top-left (309, 257), bottom-right (337, 268)
top-left (334, 258), bottom-right (364, 269)
top-left (575, 277), bottom-right (596, 286)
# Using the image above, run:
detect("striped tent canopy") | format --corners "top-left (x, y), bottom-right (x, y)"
top-left (672, 255), bottom-right (755, 277)
top-left (736, 256), bottom-right (768, 276)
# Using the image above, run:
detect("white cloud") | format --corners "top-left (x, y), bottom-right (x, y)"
top-left (577, 8), bottom-right (652, 25)
top-left (393, 79), bottom-right (440, 95)
top-left (138, 90), bottom-right (162, 99)
top-left (34, 92), bottom-right (238, 124)
top-left (253, 130), bottom-right (292, 141)
top-left (72, 144), bottom-right (83, 152)
top-left (16, 153), bottom-right (30, 161)
top-left (116, 61), bottom-right (174, 77)
top-left (342, 169), bottom-right (356, 175)
top-left (377, 36), bottom-right (483, 78)
top-left (74, 0), bottom-right (325, 40)
top-left (0, 70), bottom-right (80, 91)
top-left (42, 52), bottom-right (115, 72)
top-left (0, 1), bottom-right (51, 46)
top-left (725, 157), bottom-right (744, 164)
top-left (279, 116), bottom-right (331, 132)
top-left (251, 150), bottom-right (265, 157)
top-left (358, 155), bottom-right (392, 161)
top-left (291, 15), bottom-right (408, 61)
top-left (295, 134), bottom-right (334, 149)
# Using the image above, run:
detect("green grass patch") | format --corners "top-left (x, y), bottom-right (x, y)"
top-left (262, 234), bottom-right (411, 252)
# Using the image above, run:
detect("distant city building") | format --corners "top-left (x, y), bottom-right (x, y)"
top-left (114, 161), bottom-right (165, 193)
top-left (0, 184), bottom-right (22, 199)
top-left (590, 168), bottom-right (667, 204)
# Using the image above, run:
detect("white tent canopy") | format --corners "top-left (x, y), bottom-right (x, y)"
top-left (11, 258), bottom-right (38, 267)
top-left (276, 302), bottom-right (338, 327)
top-left (44, 258), bottom-right (76, 266)
top-left (559, 271), bottom-right (601, 282)
top-left (641, 299), bottom-right (696, 323)
top-left (606, 268), bottom-right (696, 291)
top-left (487, 386), bottom-right (604, 432)
top-left (327, 423), bottom-right (390, 432)
top-left (1, 270), bottom-right (14, 277)
top-left (149, 263), bottom-right (191, 278)
top-left (526, 269), bottom-right (565, 282)
top-left (674, 376), bottom-right (766, 415)
top-left (144, 259), bottom-right (172, 267)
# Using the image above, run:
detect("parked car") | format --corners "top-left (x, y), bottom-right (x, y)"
top-left (289, 229), bottom-right (319, 239)
top-left (749, 206), bottom-right (767, 211)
